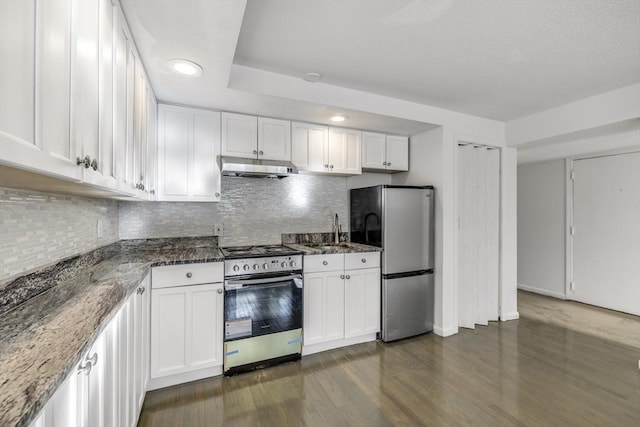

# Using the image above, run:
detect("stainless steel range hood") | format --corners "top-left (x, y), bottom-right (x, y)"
top-left (220, 157), bottom-right (298, 179)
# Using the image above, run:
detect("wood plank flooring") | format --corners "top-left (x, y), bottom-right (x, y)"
top-left (138, 291), bottom-right (640, 426)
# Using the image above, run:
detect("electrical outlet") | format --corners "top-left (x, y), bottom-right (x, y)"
top-left (213, 223), bottom-right (223, 236)
top-left (96, 219), bottom-right (104, 239)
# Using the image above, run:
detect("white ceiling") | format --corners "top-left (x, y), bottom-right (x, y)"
top-left (121, 0), bottom-right (640, 133)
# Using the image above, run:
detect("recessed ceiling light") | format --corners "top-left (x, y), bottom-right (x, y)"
top-left (330, 114), bottom-right (348, 122)
top-left (168, 59), bottom-right (203, 77)
top-left (304, 72), bottom-right (321, 82)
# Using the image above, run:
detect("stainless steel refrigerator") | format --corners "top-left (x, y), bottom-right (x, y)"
top-left (350, 185), bottom-right (434, 342)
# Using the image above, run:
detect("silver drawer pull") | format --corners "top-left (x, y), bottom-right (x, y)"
top-left (322, 261), bottom-right (328, 266)
top-left (186, 272), bottom-right (193, 278)
top-left (345, 275), bottom-right (350, 280)
top-left (86, 352), bottom-right (98, 366)
top-left (217, 288), bottom-right (223, 294)
top-left (340, 274), bottom-right (345, 279)
top-left (361, 258), bottom-right (366, 263)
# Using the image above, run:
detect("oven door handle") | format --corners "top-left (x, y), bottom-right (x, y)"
top-left (225, 274), bottom-right (303, 290)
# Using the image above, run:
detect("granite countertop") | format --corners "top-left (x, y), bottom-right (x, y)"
top-left (287, 242), bottom-right (382, 255)
top-left (0, 237), bottom-right (223, 427)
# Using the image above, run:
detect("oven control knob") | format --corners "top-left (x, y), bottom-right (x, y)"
top-left (243, 264), bottom-right (250, 271)
top-left (233, 265), bottom-right (240, 272)
top-left (253, 264), bottom-right (259, 270)
top-left (289, 261), bottom-right (296, 268)
top-left (281, 261), bottom-right (287, 268)
top-left (263, 263), bottom-right (269, 270)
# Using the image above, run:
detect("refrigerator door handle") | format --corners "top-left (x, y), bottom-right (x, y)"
top-left (383, 269), bottom-right (433, 280)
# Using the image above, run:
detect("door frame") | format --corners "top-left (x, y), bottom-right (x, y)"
top-left (565, 147), bottom-right (640, 301)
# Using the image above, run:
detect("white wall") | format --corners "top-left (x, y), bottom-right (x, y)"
top-left (507, 83), bottom-right (640, 145)
top-left (517, 160), bottom-right (566, 299)
top-left (518, 119), bottom-right (640, 164)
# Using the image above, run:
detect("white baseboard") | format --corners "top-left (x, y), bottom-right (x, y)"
top-left (302, 333), bottom-right (377, 356)
top-left (518, 283), bottom-right (566, 300)
top-left (500, 311), bottom-right (520, 321)
top-left (433, 325), bottom-right (458, 337)
top-left (147, 365), bottom-right (222, 391)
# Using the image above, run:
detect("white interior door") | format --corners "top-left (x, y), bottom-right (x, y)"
top-left (571, 151), bottom-right (640, 315)
top-left (458, 144), bottom-right (501, 329)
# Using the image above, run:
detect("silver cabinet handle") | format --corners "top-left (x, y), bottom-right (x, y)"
top-left (217, 288), bottom-right (223, 294)
top-left (76, 155), bottom-right (91, 168)
top-left (137, 286), bottom-right (145, 295)
top-left (90, 158), bottom-right (98, 171)
top-left (345, 275), bottom-right (350, 280)
top-left (387, 162), bottom-right (391, 166)
top-left (253, 150), bottom-right (257, 155)
top-left (87, 352), bottom-right (98, 366)
top-left (383, 161), bottom-right (387, 166)
top-left (259, 150), bottom-right (264, 155)
top-left (340, 274), bottom-right (345, 279)
top-left (186, 272), bottom-right (193, 278)
top-left (77, 361), bottom-right (92, 376)
top-left (361, 258), bottom-right (366, 263)
top-left (150, 189), bottom-right (156, 195)
top-left (215, 192), bottom-right (220, 198)
top-left (330, 165), bottom-right (334, 169)
top-left (324, 164), bottom-right (329, 168)
top-left (322, 261), bottom-right (328, 266)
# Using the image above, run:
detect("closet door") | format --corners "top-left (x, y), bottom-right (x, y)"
top-left (571, 152), bottom-right (640, 315)
top-left (458, 144), bottom-right (500, 329)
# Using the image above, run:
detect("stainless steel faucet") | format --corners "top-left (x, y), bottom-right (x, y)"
top-left (333, 213), bottom-right (340, 243)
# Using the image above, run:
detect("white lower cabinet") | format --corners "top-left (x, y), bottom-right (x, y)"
top-left (30, 274), bottom-right (150, 427)
top-left (303, 252), bottom-right (380, 355)
top-left (149, 263), bottom-right (224, 390)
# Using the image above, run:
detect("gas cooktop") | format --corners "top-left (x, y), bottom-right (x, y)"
top-left (220, 244), bottom-right (301, 259)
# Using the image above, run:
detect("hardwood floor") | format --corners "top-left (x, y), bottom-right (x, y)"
top-left (138, 291), bottom-right (640, 426)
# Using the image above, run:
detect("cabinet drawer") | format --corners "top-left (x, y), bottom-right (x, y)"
top-left (304, 254), bottom-right (344, 273)
top-left (345, 252), bottom-right (380, 270)
top-left (152, 262), bottom-right (224, 289)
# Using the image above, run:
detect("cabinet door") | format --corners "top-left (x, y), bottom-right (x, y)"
top-left (0, 1), bottom-right (82, 181)
top-left (386, 135), bottom-right (409, 171)
top-left (329, 128), bottom-right (361, 174)
top-left (291, 122), bottom-right (327, 172)
top-left (145, 91), bottom-right (158, 199)
top-left (303, 271), bottom-right (345, 346)
top-left (71, 0), bottom-right (100, 178)
top-left (151, 282), bottom-right (223, 379)
top-left (361, 131), bottom-right (386, 169)
top-left (221, 112), bottom-right (257, 158)
top-left (344, 268), bottom-right (381, 338)
top-left (46, 360), bottom-right (84, 427)
top-left (258, 117), bottom-right (291, 161)
top-left (157, 104), bottom-right (221, 202)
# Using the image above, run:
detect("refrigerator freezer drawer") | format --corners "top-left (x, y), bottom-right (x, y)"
top-left (382, 272), bottom-right (434, 342)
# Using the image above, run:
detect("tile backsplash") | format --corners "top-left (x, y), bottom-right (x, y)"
top-left (119, 175), bottom-right (349, 246)
top-left (1, 174), bottom-right (350, 282)
top-left (0, 187), bottom-right (119, 283)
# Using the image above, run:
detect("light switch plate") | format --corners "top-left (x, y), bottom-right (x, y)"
top-left (213, 223), bottom-right (223, 236)
top-left (96, 219), bottom-right (104, 239)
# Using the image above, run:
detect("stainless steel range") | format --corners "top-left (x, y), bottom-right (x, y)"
top-left (221, 245), bottom-right (303, 375)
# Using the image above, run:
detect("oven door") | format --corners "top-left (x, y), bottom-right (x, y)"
top-left (224, 273), bottom-right (303, 341)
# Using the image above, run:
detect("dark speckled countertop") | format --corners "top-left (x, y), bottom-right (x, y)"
top-left (0, 237), bottom-right (223, 427)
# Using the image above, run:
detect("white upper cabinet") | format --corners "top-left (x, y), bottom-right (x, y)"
top-left (0, 0), bottom-right (81, 182)
top-left (257, 117), bottom-right (291, 161)
top-left (362, 132), bottom-right (409, 172)
top-left (328, 127), bottom-right (361, 175)
top-left (291, 123), bottom-right (361, 175)
top-left (221, 112), bottom-right (257, 158)
top-left (291, 122), bottom-right (328, 172)
top-left (221, 112), bottom-right (292, 161)
top-left (385, 135), bottom-right (409, 171)
top-left (157, 104), bottom-right (221, 202)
